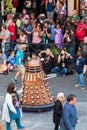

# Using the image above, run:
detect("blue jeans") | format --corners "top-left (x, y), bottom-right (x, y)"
top-left (6, 107), bottom-right (21, 130)
top-left (51, 66), bottom-right (68, 75)
top-left (6, 122), bottom-right (12, 130)
top-left (6, 118), bottom-right (23, 130)
top-left (76, 73), bottom-right (84, 87)
top-left (10, 40), bottom-right (16, 50)
top-left (2, 42), bottom-right (6, 54)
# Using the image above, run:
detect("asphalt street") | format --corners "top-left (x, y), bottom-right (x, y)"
top-left (0, 70), bottom-right (87, 130)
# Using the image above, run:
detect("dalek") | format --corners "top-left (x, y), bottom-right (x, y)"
top-left (22, 57), bottom-right (55, 111)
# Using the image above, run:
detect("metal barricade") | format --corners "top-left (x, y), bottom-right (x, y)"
top-left (24, 42), bottom-right (65, 61)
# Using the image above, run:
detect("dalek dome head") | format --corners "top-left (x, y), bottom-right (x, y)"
top-left (26, 57), bottom-right (41, 67)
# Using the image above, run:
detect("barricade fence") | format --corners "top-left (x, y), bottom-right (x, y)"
top-left (3, 42), bottom-right (75, 65)
top-left (1, 42), bottom-right (75, 70)
top-left (0, 42), bottom-right (65, 58)
top-left (24, 42), bottom-right (66, 61)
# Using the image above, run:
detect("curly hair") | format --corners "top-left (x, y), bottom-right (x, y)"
top-left (7, 83), bottom-right (15, 94)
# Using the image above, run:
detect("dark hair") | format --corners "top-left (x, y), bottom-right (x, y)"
top-left (10, 50), bottom-right (15, 54)
top-left (24, 18), bottom-right (29, 21)
top-left (2, 24), bottom-right (7, 30)
top-left (59, 1), bottom-right (64, 6)
top-left (0, 49), bottom-right (2, 54)
top-left (7, 83), bottom-right (15, 94)
top-left (67, 94), bottom-right (76, 102)
top-left (80, 16), bottom-right (84, 20)
top-left (32, 52), bottom-right (37, 55)
top-left (20, 29), bottom-right (25, 34)
top-left (56, 22), bottom-right (61, 27)
top-left (42, 52), bottom-right (46, 58)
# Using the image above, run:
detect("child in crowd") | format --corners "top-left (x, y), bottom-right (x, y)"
top-left (12, 44), bottom-right (26, 85)
top-left (54, 22), bottom-right (63, 49)
top-left (75, 50), bottom-right (85, 90)
top-left (17, 29), bottom-right (27, 44)
top-left (7, 51), bottom-right (16, 72)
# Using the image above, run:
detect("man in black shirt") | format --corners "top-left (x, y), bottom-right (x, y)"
top-left (79, 36), bottom-right (87, 74)
top-left (53, 92), bottom-right (65, 130)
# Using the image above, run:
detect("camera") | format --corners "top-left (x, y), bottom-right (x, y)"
top-left (66, 32), bottom-right (69, 35)
top-left (61, 54), bottom-right (63, 56)
top-left (66, 29), bottom-right (71, 35)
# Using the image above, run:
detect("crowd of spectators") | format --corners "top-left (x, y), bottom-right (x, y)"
top-left (1, 1), bottom-right (87, 129)
top-left (0, 0), bottom-right (87, 81)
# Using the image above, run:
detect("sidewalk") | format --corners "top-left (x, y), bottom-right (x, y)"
top-left (0, 71), bottom-right (87, 130)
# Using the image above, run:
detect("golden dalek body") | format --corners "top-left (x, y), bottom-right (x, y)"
top-left (22, 57), bottom-right (54, 111)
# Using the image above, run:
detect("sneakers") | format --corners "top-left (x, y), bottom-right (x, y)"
top-left (18, 125), bottom-right (26, 129)
top-left (62, 74), bottom-right (66, 77)
top-left (75, 84), bottom-right (84, 89)
top-left (75, 83), bottom-right (79, 87)
top-left (12, 78), bottom-right (17, 84)
top-left (81, 87), bottom-right (84, 90)
top-left (3, 70), bottom-right (8, 75)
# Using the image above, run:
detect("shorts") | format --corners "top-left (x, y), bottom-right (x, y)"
top-left (17, 65), bottom-right (25, 75)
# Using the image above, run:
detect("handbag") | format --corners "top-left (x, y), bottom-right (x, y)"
top-left (7, 105), bottom-right (20, 121)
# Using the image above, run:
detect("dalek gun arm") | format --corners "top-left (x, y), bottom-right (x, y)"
top-left (43, 74), bottom-right (57, 80)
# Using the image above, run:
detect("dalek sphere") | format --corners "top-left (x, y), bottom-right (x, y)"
top-left (22, 57), bottom-right (54, 111)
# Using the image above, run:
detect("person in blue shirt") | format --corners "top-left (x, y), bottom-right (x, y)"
top-left (15, 48), bottom-right (24, 66)
top-left (20, 18), bottom-right (32, 43)
top-left (12, 44), bottom-right (27, 85)
top-left (46, 0), bottom-right (55, 20)
top-left (59, 94), bottom-right (79, 130)
top-left (7, 51), bottom-right (16, 72)
top-left (75, 50), bottom-right (85, 89)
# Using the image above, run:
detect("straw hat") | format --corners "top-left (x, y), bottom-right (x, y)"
top-left (19, 44), bottom-right (27, 51)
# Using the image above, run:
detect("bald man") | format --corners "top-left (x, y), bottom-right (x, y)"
top-left (53, 92), bottom-right (65, 130)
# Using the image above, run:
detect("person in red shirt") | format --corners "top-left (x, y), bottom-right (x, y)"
top-left (75, 17), bottom-right (87, 52)
top-left (8, 19), bottom-right (17, 50)
top-left (12, 0), bottom-right (18, 8)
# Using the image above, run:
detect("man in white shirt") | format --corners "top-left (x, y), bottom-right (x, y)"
top-left (0, 24), bottom-right (10, 54)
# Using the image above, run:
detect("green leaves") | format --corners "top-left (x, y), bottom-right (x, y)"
top-left (4, 0), bottom-right (14, 13)
top-left (50, 44), bottom-right (60, 54)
